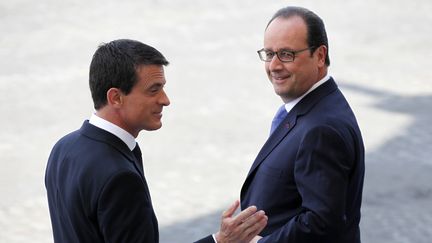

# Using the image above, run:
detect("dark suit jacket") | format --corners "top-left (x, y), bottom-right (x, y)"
top-left (45, 121), bottom-right (158, 242)
top-left (241, 78), bottom-right (365, 243)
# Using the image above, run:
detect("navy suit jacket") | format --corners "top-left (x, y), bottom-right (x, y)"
top-left (45, 121), bottom-right (158, 242)
top-left (241, 78), bottom-right (365, 243)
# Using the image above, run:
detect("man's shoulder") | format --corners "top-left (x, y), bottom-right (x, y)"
top-left (49, 123), bottom-right (115, 167)
top-left (49, 127), bottom-right (82, 155)
top-left (52, 121), bottom-right (110, 151)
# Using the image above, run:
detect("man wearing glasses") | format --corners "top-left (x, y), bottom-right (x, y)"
top-left (241, 6), bottom-right (365, 243)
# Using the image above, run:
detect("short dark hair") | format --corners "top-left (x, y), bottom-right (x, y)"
top-left (89, 39), bottom-right (169, 110)
top-left (267, 6), bottom-right (330, 66)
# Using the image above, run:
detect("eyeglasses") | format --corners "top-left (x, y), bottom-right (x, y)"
top-left (257, 47), bottom-right (314, 62)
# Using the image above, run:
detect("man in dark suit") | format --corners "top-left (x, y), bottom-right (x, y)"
top-left (240, 7), bottom-right (365, 243)
top-left (45, 39), bottom-right (267, 243)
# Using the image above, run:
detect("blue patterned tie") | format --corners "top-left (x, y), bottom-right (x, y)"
top-left (270, 105), bottom-right (288, 135)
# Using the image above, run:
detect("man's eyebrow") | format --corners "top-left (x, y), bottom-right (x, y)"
top-left (147, 82), bottom-right (164, 89)
top-left (269, 48), bottom-right (295, 51)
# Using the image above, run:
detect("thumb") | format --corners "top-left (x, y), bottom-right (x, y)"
top-left (222, 200), bottom-right (240, 218)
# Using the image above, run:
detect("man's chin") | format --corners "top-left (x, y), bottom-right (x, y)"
top-left (273, 89), bottom-right (293, 102)
top-left (273, 87), bottom-right (286, 96)
top-left (142, 123), bottom-right (163, 132)
top-left (152, 123), bottom-right (163, 131)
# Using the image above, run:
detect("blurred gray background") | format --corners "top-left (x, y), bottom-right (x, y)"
top-left (1, 0), bottom-right (431, 242)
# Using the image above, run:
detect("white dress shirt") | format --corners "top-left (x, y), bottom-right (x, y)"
top-left (89, 113), bottom-right (137, 151)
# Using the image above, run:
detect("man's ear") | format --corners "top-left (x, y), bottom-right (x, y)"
top-left (106, 88), bottom-right (123, 107)
top-left (316, 45), bottom-right (327, 67)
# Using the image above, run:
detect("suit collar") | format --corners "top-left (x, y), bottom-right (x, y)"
top-left (79, 121), bottom-right (136, 163)
top-left (246, 78), bottom-right (338, 176)
top-left (89, 113), bottom-right (136, 150)
top-left (294, 77), bottom-right (338, 116)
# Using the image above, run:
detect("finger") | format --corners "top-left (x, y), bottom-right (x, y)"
top-left (222, 200), bottom-right (240, 218)
top-left (232, 217), bottom-right (267, 243)
top-left (233, 220), bottom-right (266, 243)
top-left (224, 212), bottom-right (267, 243)
top-left (242, 215), bottom-right (268, 240)
top-left (232, 205), bottom-right (258, 224)
top-left (234, 210), bottom-right (266, 234)
top-left (239, 210), bottom-right (265, 229)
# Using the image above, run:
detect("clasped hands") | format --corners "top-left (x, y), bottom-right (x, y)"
top-left (214, 200), bottom-right (267, 243)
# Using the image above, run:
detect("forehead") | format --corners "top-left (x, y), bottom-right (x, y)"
top-left (264, 16), bottom-right (308, 49)
top-left (136, 65), bottom-right (166, 86)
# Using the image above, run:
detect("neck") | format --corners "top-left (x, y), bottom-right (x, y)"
top-left (318, 67), bottom-right (328, 80)
top-left (95, 108), bottom-right (116, 125)
top-left (95, 107), bottom-right (137, 137)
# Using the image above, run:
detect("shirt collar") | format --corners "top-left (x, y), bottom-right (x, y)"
top-left (89, 113), bottom-right (137, 151)
top-left (284, 74), bottom-right (331, 113)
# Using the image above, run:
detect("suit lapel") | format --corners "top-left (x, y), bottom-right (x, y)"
top-left (245, 78), bottom-right (338, 178)
top-left (247, 113), bottom-right (297, 176)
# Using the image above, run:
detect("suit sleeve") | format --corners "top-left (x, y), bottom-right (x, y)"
top-left (97, 171), bottom-right (157, 242)
top-left (259, 125), bottom-right (354, 242)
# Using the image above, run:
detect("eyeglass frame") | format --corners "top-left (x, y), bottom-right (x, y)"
top-left (257, 46), bottom-right (315, 63)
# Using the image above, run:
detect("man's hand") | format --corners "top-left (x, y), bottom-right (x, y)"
top-left (214, 200), bottom-right (267, 243)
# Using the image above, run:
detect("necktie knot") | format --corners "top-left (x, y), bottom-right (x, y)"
top-left (270, 105), bottom-right (288, 135)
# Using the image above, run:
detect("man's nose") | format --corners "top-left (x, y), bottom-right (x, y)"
top-left (160, 89), bottom-right (170, 106)
top-left (268, 55), bottom-right (283, 71)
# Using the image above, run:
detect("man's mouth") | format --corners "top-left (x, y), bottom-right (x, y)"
top-left (272, 74), bottom-right (291, 84)
top-left (154, 111), bottom-right (163, 118)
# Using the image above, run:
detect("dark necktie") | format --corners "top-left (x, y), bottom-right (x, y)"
top-left (132, 142), bottom-right (156, 231)
top-left (132, 143), bottom-right (144, 175)
top-left (132, 143), bottom-right (151, 200)
top-left (270, 105), bottom-right (288, 135)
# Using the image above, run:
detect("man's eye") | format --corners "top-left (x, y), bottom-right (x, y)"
top-left (149, 84), bottom-right (163, 93)
top-left (265, 52), bottom-right (275, 58)
top-left (279, 51), bottom-right (294, 59)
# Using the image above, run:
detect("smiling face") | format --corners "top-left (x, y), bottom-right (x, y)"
top-left (118, 65), bottom-right (170, 136)
top-left (264, 16), bottom-right (327, 102)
